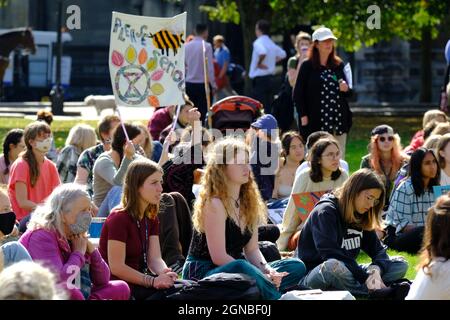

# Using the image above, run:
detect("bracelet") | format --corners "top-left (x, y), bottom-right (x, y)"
top-left (143, 274), bottom-right (149, 288)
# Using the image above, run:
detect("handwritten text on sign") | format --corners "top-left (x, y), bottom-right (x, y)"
top-left (109, 11), bottom-right (186, 107)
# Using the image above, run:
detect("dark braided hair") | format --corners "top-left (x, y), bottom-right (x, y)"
top-left (2, 129), bottom-right (24, 175)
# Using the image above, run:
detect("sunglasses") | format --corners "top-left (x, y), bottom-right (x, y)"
top-left (379, 136), bottom-right (394, 142)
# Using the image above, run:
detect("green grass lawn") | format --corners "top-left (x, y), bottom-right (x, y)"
top-left (0, 115), bottom-right (424, 279)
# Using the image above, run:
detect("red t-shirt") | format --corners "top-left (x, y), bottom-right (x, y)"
top-left (8, 157), bottom-right (61, 220)
top-left (99, 209), bottom-right (159, 278)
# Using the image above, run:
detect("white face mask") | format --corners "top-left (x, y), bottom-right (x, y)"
top-left (35, 137), bottom-right (52, 153)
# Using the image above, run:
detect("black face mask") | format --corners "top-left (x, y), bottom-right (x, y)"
top-left (0, 211), bottom-right (16, 235)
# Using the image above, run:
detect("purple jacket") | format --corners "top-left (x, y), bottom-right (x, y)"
top-left (19, 228), bottom-right (111, 300)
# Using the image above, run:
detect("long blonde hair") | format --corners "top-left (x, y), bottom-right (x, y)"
top-left (192, 137), bottom-right (266, 233)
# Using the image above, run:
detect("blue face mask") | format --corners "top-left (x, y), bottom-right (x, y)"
top-left (69, 211), bottom-right (92, 235)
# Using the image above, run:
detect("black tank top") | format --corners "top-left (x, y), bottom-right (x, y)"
top-left (188, 217), bottom-right (253, 261)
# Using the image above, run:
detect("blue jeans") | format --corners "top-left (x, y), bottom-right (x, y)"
top-left (0, 241), bottom-right (32, 270)
top-left (182, 256), bottom-right (306, 300)
top-left (299, 256), bottom-right (408, 296)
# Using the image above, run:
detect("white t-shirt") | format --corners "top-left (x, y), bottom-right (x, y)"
top-left (295, 159), bottom-right (349, 179)
top-left (406, 258), bottom-right (450, 300)
top-left (249, 35), bottom-right (286, 78)
top-left (440, 169), bottom-right (450, 187)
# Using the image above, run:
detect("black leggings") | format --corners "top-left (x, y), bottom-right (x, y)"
top-left (383, 225), bottom-right (424, 254)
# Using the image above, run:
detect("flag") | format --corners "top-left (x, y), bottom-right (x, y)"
top-left (109, 11), bottom-right (187, 108)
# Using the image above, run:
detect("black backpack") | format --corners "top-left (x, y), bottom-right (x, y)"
top-left (166, 273), bottom-right (261, 300)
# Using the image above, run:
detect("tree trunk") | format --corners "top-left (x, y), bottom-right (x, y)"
top-left (420, 25), bottom-right (432, 103)
top-left (237, 0), bottom-right (253, 95)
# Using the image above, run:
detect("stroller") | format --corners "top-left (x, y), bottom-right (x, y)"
top-left (209, 96), bottom-right (263, 133)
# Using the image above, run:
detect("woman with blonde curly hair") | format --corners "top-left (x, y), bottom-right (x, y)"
top-left (361, 125), bottom-right (409, 208)
top-left (182, 137), bottom-right (306, 300)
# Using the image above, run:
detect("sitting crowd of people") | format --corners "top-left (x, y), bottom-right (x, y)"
top-left (1, 103), bottom-right (450, 301)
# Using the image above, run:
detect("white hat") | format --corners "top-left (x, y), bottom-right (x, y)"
top-left (312, 27), bottom-right (337, 42)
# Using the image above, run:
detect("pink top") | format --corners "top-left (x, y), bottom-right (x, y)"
top-left (19, 228), bottom-right (111, 300)
top-left (8, 157), bottom-right (61, 220)
top-left (0, 155), bottom-right (8, 184)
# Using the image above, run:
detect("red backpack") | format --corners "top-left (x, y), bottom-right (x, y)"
top-left (211, 96), bottom-right (263, 132)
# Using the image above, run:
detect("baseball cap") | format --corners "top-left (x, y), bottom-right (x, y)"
top-left (371, 125), bottom-right (395, 136)
top-left (251, 114), bottom-right (278, 132)
top-left (312, 27), bottom-right (338, 42)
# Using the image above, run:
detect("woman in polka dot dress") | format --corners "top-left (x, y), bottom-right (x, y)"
top-left (293, 27), bottom-right (353, 159)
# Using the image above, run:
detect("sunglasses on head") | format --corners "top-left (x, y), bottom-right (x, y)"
top-left (379, 136), bottom-right (394, 142)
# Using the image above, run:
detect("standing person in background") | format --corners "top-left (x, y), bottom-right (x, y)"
top-left (0, 129), bottom-right (25, 184)
top-left (293, 27), bottom-right (353, 157)
top-left (185, 24), bottom-right (216, 123)
top-left (36, 109), bottom-right (58, 162)
top-left (287, 32), bottom-right (312, 89)
top-left (249, 20), bottom-right (286, 114)
top-left (213, 35), bottom-right (236, 101)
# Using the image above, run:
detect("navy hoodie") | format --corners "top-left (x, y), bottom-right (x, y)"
top-left (297, 193), bottom-right (390, 284)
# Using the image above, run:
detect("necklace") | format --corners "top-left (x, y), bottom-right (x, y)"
top-left (230, 196), bottom-right (240, 209)
top-left (233, 206), bottom-right (242, 233)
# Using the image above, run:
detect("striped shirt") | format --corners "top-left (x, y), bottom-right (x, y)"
top-left (385, 178), bottom-right (435, 234)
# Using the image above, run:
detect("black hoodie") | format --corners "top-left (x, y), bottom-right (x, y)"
top-left (297, 193), bottom-right (390, 284)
